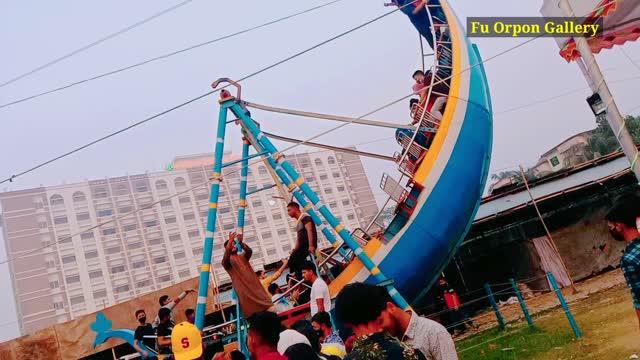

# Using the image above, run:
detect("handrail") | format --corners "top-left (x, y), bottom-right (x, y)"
top-left (202, 318), bottom-right (237, 333)
top-left (396, 1), bottom-right (448, 174)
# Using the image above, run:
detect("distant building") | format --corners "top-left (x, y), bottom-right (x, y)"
top-left (531, 130), bottom-right (594, 177)
top-left (0, 150), bottom-right (377, 336)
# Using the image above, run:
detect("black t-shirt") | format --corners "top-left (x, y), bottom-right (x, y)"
top-left (295, 215), bottom-right (317, 254)
top-left (156, 322), bottom-right (173, 354)
top-left (134, 323), bottom-right (156, 351)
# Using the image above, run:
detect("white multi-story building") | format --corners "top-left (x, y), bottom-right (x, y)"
top-left (0, 150), bottom-right (378, 335)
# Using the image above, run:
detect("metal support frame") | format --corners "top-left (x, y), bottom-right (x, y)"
top-left (226, 99), bottom-right (411, 310)
top-left (558, 0), bottom-right (640, 182)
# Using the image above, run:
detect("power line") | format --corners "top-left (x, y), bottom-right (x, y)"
top-left (0, 3), bottom-right (406, 185)
top-left (0, 0), bottom-right (196, 89)
top-left (0, 0), bottom-right (345, 110)
top-left (0, 32), bottom-right (540, 265)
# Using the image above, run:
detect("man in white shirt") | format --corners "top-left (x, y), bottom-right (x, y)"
top-left (302, 261), bottom-right (331, 316)
top-left (377, 288), bottom-right (458, 360)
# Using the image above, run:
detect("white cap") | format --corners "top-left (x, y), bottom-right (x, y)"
top-left (277, 329), bottom-right (311, 354)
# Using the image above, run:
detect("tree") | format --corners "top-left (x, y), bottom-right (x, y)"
top-left (587, 114), bottom-right (640, 156)
top-left (490, 168), bottom-right (536, 184)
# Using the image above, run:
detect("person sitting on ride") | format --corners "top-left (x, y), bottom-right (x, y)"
top-left (412, 70), bottom-right (446, 123)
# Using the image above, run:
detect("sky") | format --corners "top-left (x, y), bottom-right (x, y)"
top-left (2, 0), bottom-right (640, 342)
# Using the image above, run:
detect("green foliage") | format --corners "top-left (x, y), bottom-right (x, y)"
top-left (587, 114), bottom-right (640, 156)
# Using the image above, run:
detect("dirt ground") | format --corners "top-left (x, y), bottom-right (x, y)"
top-left (455, 269), bottom-right (640, 359)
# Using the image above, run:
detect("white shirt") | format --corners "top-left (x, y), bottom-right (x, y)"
top-left (310, 277), bottom-right (331, 316)
top-left (403, 311), bottom-right (458, 360)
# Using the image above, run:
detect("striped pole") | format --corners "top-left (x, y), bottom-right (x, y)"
top-left (510, 278), bottom-right (534, 330)
top-left (236, 139), bottom-right (250, 247)
top-left (242, 121), bottom-right (350, 259)
top-left (195, 100), bottom-right (229, 330)
top-left (229, 102), bottom-right (410, 310)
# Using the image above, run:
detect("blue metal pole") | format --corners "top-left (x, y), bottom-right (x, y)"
top-left (230, 102), bottom-right (410, 310)
top-left (243, 125), bottom-right (349, 259)
top-left (510, 278), bottom-right (533, 330)
top-left (195, 101), bottom-right (229, 330)
top-left (236, 139), bottom-right (250, 242)
top-left (484, 283), bottom-right (505, 329)
top-left (547, 272), bottom-right (581, 338)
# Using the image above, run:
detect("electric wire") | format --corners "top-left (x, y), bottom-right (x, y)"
top-left (0, 0), bottom-right (196, 88)
top-left (0, 0), bottom-right (345, 110)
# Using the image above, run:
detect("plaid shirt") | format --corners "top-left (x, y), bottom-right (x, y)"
top-left (621, 239), bottom-right (640, 309)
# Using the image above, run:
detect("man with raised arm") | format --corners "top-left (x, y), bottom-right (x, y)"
top-left (222, 232), bottom-right (275, 318)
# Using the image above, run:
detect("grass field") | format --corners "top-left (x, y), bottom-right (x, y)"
top-left (456, 284), bottom-right (639, 359)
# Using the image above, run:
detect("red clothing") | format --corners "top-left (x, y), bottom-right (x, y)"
top-left (257, 352), bottom-right (288, 360)
top-left (444, 291), bottom-right (461, 309)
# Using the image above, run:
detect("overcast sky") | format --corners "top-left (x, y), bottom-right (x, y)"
top-left (2, 0), bottom-right (640, 342)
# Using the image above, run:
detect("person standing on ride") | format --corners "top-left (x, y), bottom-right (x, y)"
top-left (222, 232), bottom-right (275, 318)
top-left (153, 289), bottom-right (196, 328)
top-left (287, 202), bottom-right (318, 280)
top-left (134, 309), bottom-right (157, 359)
top-left (302, 261), bottom-right (331, 316)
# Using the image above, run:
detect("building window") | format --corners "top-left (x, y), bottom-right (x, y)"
top-left (314, 159), bottom-right (323, 166)
top-left (165, 216), bottom-right (177, 224)
top-left (179, 270), bottom-right (191, 279)
top-left (324, 188), bottom-right (333, 194)
top-left (148, 238), bottom-right (162, 246)
top-left (277, 229), bottom-right (287, 236)
top-left (46, 260), bottom-right (56, 268)
top-left (49, 280), bottom-right (59, 289)
top-left (266, 248), bottom-right (277, 256)
top-left (174, 177), bottom-right (187, 188)
top-left (347, 214), bottom-right (355, 221)
top-left (174, 251), bottom-right (186, 260)
top-left (70, 296), bottom-right (85, 305)
top-left (258, 166), bottom-right (267, 175)
top-left (248, 185), bottom-right (258, 193)
top-left (257, 216), bottom-right (267, 224)
top-left (320, 174), bottom-right (328, 180)
top-left (72, 191), bottom-right (86, 203)
top-left (66, 275), bottom-right (80, 284)
top-left (283, 244), bottom-right (291, 252)
top-left (252, 200), bottom-right (262, 207)
top-left (328, 157), bottom-right (336, 165)
top-left (219, 207), bottom-right (230, 214)
top-left (262, 232), bottom-right (272, 239)
top-left (106, 246), bottom-right (121, 255)
top-left (223, 223), bottom-right (235, 230)
top-left (93, 290), bottom-right (107, 299)
top-left (102, 228), bottom-right (116, 236)
top-left (159, 275), bottom-right (172, 283)
top-left (93, 187), bottom-right (109, 199)
top-left (38, 221), bottom-right (48, 229)
top-left (135, 181), bottom-right (148, 193)
top-left (179, 196), bottom-right (191, 204)
top-left (273, 213), bottom-right (282, 220)
top-left (89, 270), bottom-right (103, 279)
top-left (133, 260), bottom-right (146, 269)
top-left (58, 235), bottom-right (71, 244)
top-left (337, 185), bottom-right (345, 192)
top-left (137, 280), bottom-right (152, 288)
top-left (188, 230), bottom-right (200, 239)
top-left (144, 220), bottom-right (158, 228)
top-left (119, 206), bottom-right (133, 214)
top-left (53, 215), bottom-right (68, 225)
top-left (62, 255), bottom-right (76, 264)
top-left (53, 302), bottom-right (65, 310)
top-left (76, 212), bottom-right (90, 221)
top-left (300, 160), bottom-right (310, 168)
top-left (122, 223), bottom-right (137, 232)
top-left (85, 250), bottom-right (98, 259)
top-left (192, 248), bottom-right (203, 256)
top-left (115, 284), bottom-right (130, 294)
top-left (169, 234), bottom-right (181, 242)
top-left (114, 184), bottom-right (128, 196)
top-left (161, 199), bottom-right (172, 207)
top-left (111, 265), bottom-right (126, 274)
top-left (183, 213), bottom-right (195, 221)
top-left (329, 202), bottom-right (337, 209)
top-left (127, 242), bottom-right (143, 250)
top-left (153, 256), bottom-right (167, 264)
top-left (156, 180), bottom-right (168, 190)
top-left (342, 199), bottom-right (350, 206)
top-left (50, 194), bottom-right (64, 206)
top-left (97, 209), bottom-right (113, 217)
top-left (196, 193), bottom-right (209, 201)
